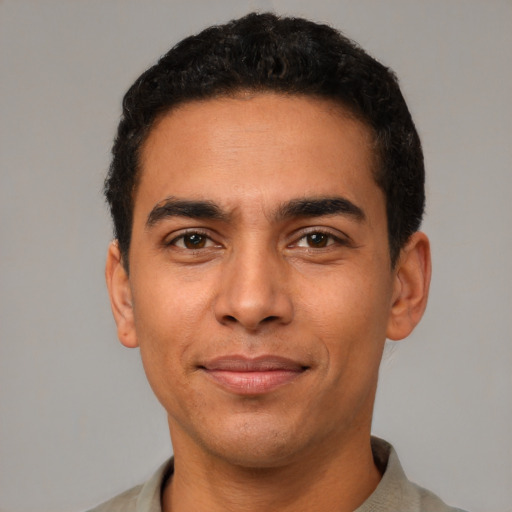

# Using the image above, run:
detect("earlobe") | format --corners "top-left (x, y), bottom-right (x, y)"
top-left (386, 232), bottom-right (432, 341)
top-left (105, 241), bottom-right (139, 348)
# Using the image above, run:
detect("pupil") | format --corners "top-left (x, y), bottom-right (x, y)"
top-left (308, 233), bottom-right (327, 247)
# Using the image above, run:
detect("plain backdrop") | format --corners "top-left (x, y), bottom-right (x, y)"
top-left (1, 1), bottom-right (511, 511)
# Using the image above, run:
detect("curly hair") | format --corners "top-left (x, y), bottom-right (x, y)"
top-left (105, 12), bottom-right (424, 268)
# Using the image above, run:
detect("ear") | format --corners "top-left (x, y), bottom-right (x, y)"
top-left (105, 241), bottom-right (138, 348)
top-left (386, 232), bottom-right (432, 341)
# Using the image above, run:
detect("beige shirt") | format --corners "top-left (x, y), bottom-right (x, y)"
top-left (87, 437), bottom-right (466, 512)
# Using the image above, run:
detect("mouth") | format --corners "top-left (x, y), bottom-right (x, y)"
top-left (199, 355), bottom-right (309, 395)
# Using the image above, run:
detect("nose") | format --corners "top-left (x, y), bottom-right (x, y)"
top-left (213, 245), bottom-right (294, 331)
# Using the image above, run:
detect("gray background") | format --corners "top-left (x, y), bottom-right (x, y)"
top-left (1, 1), bottom-right (511, 511)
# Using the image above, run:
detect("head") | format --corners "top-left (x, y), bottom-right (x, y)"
top-left (105, 12), bottom-right (424, 270)
top-left (104, 13), bottom-right (431, 471)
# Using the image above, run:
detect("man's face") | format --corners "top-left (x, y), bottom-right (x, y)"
top-left (114, 93), bottom-right (401, 467)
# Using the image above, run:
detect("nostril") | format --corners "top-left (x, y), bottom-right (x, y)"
top-left (221, 314), bottom-right (280, 327)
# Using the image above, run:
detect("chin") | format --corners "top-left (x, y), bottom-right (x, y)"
top-left (193, 415), bottom-right (319, 469)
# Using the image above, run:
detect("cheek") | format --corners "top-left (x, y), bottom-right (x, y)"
top-left (301, 267), bottom-right (391, 368)
top-left (133, 265), bottom-right (213, 339)
top-left (130, 271), bottom-right (213, 389)
top-left (304, 263), bottom-right (390, 326)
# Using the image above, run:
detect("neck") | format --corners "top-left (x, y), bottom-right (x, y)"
top-left (162, 429), bottom-right (381, 512)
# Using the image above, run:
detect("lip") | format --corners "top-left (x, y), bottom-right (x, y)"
top-left (199, 355), bottom-right (308, 395)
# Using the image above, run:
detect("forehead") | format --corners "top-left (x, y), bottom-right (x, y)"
top-left (136, 93), bottom-right (381, 219)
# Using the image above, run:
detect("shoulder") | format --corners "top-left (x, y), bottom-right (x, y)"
top-left (86, 484), bottom-right (142, 512)
top-left (410, 481), bottom-right (468, 512)
top-left (85, 458), bottom-right (173, 512)
top-left (360, 437), bottom-right (468, 512)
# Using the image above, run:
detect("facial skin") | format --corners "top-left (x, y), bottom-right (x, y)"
top-left (106, 93), bottom-right (430, 511)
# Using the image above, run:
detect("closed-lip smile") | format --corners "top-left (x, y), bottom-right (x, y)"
top-left (199, 355), bottom-right (309, 395)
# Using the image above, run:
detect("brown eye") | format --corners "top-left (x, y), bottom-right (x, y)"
top-left (182, 234), bottom-right (207, 249)
top-left (306, 233), bottom-right (329, 248)
top-left (294, 231), bottom-right (345, 249)
top-left (170, 233), bottom-right (214, 249)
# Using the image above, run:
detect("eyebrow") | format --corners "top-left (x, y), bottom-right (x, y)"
top-left (145, 195), bottom-right (366, 229)
top-left (276, 197), bottom-right (366, 222)
top-left (146, 197), bottom-right (228, 228)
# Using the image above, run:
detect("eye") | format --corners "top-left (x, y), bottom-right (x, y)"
top-left (170, 232), bottom-right (216, 249)
top-left (294, 231), bottom-right (344, 249)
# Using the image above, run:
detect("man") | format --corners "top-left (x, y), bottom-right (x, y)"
top-left (93, 12), bottom-right (465, 512)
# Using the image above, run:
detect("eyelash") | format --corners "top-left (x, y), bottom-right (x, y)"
top-left (165, 228), bottom-right (349, 251)
top-left (291, 229), bottom-right (349, 249)
top-left (165, 229), bottom-right (218, 249)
